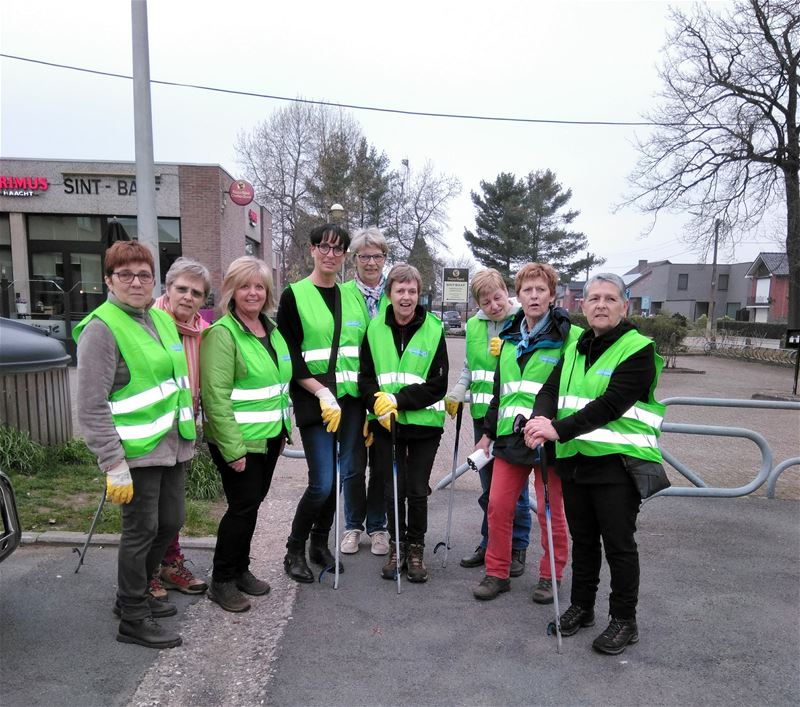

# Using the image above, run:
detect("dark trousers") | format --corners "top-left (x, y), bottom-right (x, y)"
top-left (209, 439), bottom-right (281, 581)
top-left (376, 431), bottom-right (441, 546)
top-left (117, 464), bottom-right (186, 620)
top-left (561, 478), bottom-right (641, 619)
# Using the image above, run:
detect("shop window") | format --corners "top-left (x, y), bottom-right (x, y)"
top-left (245, 237), bottom-right (259, 257)
top-left (717, 274), bottom-right (729, 291)
top-left (0, 213), bottom-right (11, 282)
top-left (677, 273), bottom-right (688, 290)
top-left (115, 217), bottom-right (181, 243)
top-left (28, 214), bottom-right (102, 241)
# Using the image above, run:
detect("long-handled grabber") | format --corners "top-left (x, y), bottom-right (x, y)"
top-left (318, 433), bottom-right (341, 589)
top-left (434, 402), bottom-right (463, 567)
top-left (73, 486), bottom-right (107, 573)
top-left (390, 413), bottom-right (402, 594)
top-left (540, 444), bottom-right (563, 653)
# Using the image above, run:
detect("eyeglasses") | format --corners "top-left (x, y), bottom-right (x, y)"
top-left (173, 285), bottom-right (206, 299)
top-left (356, 254), bottom-right (386, 263)
top-left (315, 243), bottom-right (346, 256)
top-left (113, 270), bottom-right (154, 284)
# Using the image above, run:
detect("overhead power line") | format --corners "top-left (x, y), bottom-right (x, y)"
top-left (2, 53), bottom-right (670, 127)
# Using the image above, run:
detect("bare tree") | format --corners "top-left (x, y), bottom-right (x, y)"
top-left (625, 0), bottom-right (799, 327)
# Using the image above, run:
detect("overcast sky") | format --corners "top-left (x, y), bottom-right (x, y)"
top-left (0, 0), bottom-right (784, 276)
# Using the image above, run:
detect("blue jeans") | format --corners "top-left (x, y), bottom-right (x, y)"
top-left (287, 395), bottom-right (364, 551)
top-left (342, 440), bottom-right (386, 534)
top-left (473, 417), bottom-right (531, 550)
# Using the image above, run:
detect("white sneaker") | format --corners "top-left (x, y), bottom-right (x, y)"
top-left (340, 529), bottom-right (361, 554)
top-left (370, 530), bottom-right (391, 556)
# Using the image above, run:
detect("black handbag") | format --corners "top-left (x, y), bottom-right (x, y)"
top-left (622, 455), bottom-right (671, 499)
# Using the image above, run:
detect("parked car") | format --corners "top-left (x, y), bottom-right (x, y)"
top-left (0, 470), bottom-right (22, 563)
top-left (442, 310), bottom-right (462, 330)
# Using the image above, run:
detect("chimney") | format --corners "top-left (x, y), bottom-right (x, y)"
top-left (638, 259), bottom-right (647, 270)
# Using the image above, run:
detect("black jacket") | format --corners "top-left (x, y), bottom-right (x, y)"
top-left (359, 305), bottom-right (448, 440)
top-left (483, 306), bottom-right (573, 467)
top-left (531, 319), bottom-right (657, 484)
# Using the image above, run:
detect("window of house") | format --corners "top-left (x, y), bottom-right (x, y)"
top-left (677, 273), bottom-right (688, 290)
top-left (718, 274), bottom-right (729, 291)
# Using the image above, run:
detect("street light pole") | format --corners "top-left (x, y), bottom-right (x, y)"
top-left (705, 218), bottom-right (721, 347)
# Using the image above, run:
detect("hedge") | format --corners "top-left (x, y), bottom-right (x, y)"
top-left (715, 320), bottom-right (787, 340)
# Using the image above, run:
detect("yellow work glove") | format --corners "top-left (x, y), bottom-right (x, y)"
top-left (377, 410), bottom-right (397, 432)
top-left (444, 383), bottom-right (466, 419)
top-left (363, 417), bottom-right (374, 448)
top-left (106, 460), bottom-right (133, 504)
top-left (489, 336), bottom-right (502, 357)
top-left (315, 387), bottom-right (342, 434)
top-left (373, 392), bottom-right (397, 418)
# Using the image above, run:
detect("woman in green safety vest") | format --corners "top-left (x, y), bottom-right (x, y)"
top-left (444, 269), bottom-right (531, 577)
top-left (359, 263), bottom-right (449, 583)
top-left (75, 240), bottom-right (195, 651)
top-left (525, 273), bottom-right (666, 656)
top-left (200, 256), bottom-right (292, 613)
top-left (338, 227), bottom-right (391, 557)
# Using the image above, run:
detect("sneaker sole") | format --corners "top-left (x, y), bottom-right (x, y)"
top-left (208, 593), bottom-right (251, 613)
top-left (406, 574), bottom-right (428, 583)
top-left (160, 580), bottom-right (207, 595)
top-left (370, 546), bottom-right (390, 556)
top-left (592, 633), bottom-right (639, 655)
top-left (340, 546), bottom-right (359, 554)
top-left (116, 633), bottom-right (182, 649)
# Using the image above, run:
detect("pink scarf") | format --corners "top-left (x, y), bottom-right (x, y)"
top-left (154, 294), bottom-right (208, 413)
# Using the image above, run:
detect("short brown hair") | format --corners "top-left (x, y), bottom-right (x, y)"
top-left (384, 263), bottom-right (422, 297)
top-left (471, 269), bottom-right (507, 303)
top-left (104, 240), bottom-right (155, 278)
top-left (514, 262), bottom-right (558, 296)
top-left (218, 256), bottom-right (275, 314)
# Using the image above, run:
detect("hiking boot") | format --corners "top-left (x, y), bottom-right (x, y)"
top-left (472, 575), bottom-right (510, 601)
top-left (406, 543), bottom-right (428, 583)
top-left (117, 617), bottom-right (182, 649)
top-left (558, 604), bottom-right (595, 637)
top-left (381, 542), bottom-right (406, 579)
top-left (160, 556), bottom-right (207, 595)
top-left (148, 569), bottom-right (168, 600)
top-left (460, 545), bottom-right (486, 568)
top-left (509, 549), bottom-right (527, 578)
top-left (113, 595), bottom-right (177, 619)
top-left (308, 537), bottom-right (344, 572)
top-left (532, 577), bottom-right (562, 605)
top-left (283, 550), bottom-right (314, 583)
top-left (236, 570), bottom-right (270, 596)
top-left (369, 530), bottom-right (391, 556)
top-left (208, 579), bottom-right (251, 613)
top-left (340, 529), bottom-right (361, 554)
top-left (592, 617), bottom-right (639, 655)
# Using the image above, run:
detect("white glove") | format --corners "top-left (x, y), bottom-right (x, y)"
top-left (106, 459), bottom-right (133, 504)
top-left (315, 387), bottom-right (342, 433)
top-left (445, 383), bottom-right (467, 418)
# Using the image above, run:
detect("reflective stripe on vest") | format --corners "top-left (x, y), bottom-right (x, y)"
top-left (465, 317), bottom-right (501, 419)
top-left (290, 278), bottom-right (366, 398)
top-left (73, 302), bottom-right (195, 458)
top-left (495, 324), bottom-right (580, 438)
top-left (212, 314), bottom-right (293, 441)
top-left (556, 328), bottom-right (665, 463)
top-left (366, 310), bottom-right (445, 428)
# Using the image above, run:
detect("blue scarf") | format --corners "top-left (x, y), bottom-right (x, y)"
top-left (516, 311), bottom-right (552, 359)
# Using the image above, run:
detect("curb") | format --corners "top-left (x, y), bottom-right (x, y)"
top-left (20, 531), bottom-right (217, 550)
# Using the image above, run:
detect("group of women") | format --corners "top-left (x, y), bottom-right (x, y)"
top-left (77, 226), bottom-right (662, 657)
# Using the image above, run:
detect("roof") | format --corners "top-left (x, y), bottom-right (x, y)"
top-left (624, 259), bottom-right (671, 275)
top-left (745, 252), bottom-right (789, 278)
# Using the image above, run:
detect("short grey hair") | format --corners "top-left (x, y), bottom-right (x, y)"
top-left (385, 263), bottom-right (422, 297)
top-left (350, 226), bottom-right (388, 256)
top-left (584, 273), bottom-right (627, 300)
top-left (165, 257), bottom-right (211, 296)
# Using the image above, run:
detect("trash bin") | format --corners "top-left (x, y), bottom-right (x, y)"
top-left (0, 317), bottom-right (72, 445)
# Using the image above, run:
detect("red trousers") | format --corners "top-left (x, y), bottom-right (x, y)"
top-left (485, 457), bottom-right (569, 580)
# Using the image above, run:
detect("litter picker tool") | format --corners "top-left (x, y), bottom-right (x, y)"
top-left (390, 413), bottom-right (402, 594)
top-left (434, 402), bottom-right (463, 566)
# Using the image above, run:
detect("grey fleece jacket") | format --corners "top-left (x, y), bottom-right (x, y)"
top-left (77, 293), bottom-right (195, 472)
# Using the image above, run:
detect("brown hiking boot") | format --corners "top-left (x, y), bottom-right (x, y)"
top-left (406, 543), bottom-right (428, 583)
top-left (381, 541), bottom-right (406, 579)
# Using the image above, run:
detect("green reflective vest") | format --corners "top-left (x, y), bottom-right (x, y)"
top-left (465, 316), bottom-right (506, 419)
top-left (73, 301), bottom-right (196, 458)
top-left (366, 310), bottom-right (445, 428)
top-left (496, 324), bottom-right (581, 437)
top-left (556, 329), bottom-right (665, 462)
top-left (342, 279), bottom-right (388, 321)
top-left (289, 277), bottom-right (366, 398)
top-left (210, 314), bottom-right (292, 441)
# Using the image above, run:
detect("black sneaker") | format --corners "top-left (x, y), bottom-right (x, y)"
top-left (236, 570), bottom-right (270, 596)
top-left (592, 616), bottom-right (639, 655)
top-left (460, 545), bottom-right (486, 568)
top-left (509, 549), bottom-right (526, 578)
top-left (472, 575), bottom-right (510, 601)
top-left (558, 604), bottom-right (595, 636)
